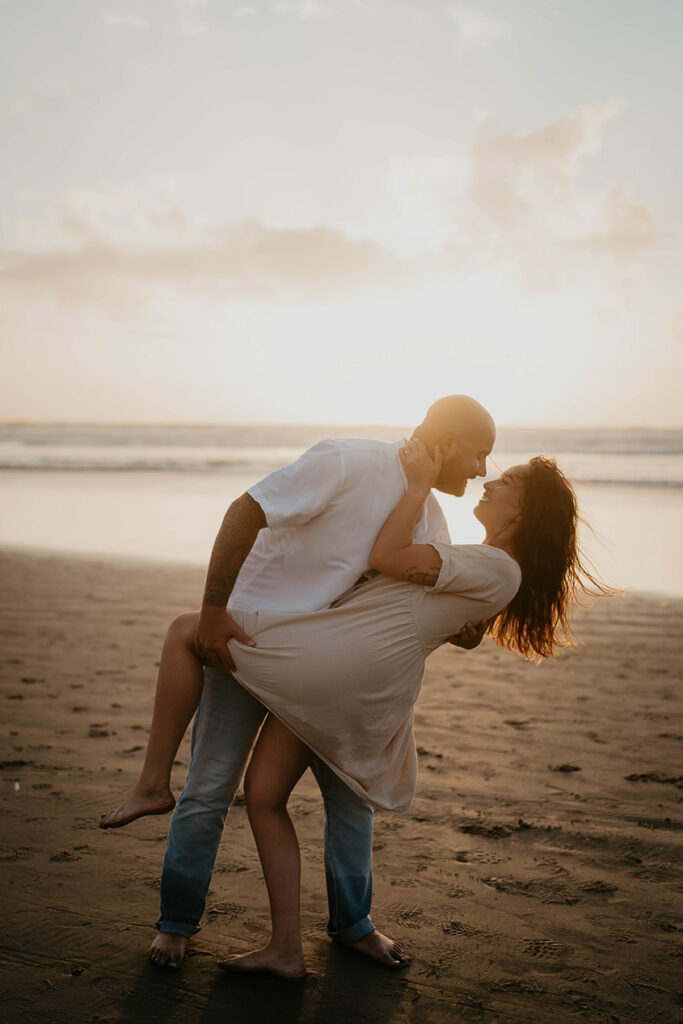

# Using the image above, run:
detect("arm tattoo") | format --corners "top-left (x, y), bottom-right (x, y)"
top-left (402, 565), bottom-right (440, 587)
top-left (202, 493), bottom-right (266, 607)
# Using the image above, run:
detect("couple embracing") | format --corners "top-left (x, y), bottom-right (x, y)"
top-left (102, 395), bottom-right (599, 978)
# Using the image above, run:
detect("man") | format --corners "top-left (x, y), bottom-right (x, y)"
top-left (150, 395), bottom-right (495, 971)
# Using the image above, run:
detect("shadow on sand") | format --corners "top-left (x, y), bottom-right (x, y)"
top-left (116, 940), bottom-right (412, 1024)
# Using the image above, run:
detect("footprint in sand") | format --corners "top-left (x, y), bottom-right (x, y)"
top-left (625, 771), bottom-right (683, 788)
top-left (88, 724), bottom-right (111, 738)
top-left (482, 875), bottom-right (582, 905)
top-left (447, 886), bottom-right (471, 899)
top-left (206, 901), bottom-right (246, 921)
top-left (416, 746), bottom-right (444, 759)
top-left (0, 848), bottom-right (34, 862)
top-left (524, 939), bottom-right (566, 959)
top-left (459, 822), bottom-right (512, 838)
top-left (389, 876), bottom-right (422, 888)
top-left (633, 816), bottom-right (680, 831)
top-left (442, 919), bottom-right (478, 937)
top-left (582, 879), bottom-right (618, 895)
top-left (491, 979), bottom-right (545, 995)
top-left (461, 849), bottom-right (506, 864)
top-left (393, 906), bottom-right (424, 930)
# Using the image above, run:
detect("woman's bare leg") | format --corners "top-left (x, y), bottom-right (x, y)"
top-left (222, 715), bottom-right (313, 979)
top-left (100, 612), bottom-right (203, 828)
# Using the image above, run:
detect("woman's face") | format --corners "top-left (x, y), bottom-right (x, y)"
top-left (474, 464), bottom-right (528, 537)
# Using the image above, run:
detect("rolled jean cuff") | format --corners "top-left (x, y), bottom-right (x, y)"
top-left (329, 917), bottom-right (375, 944)
top-left (156, 918), bottom-right (201, 939)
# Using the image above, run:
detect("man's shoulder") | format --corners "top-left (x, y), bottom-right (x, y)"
top-left (320, 437), bottom-right (403, 480)
top-left (310, 436), bottom-right (401, 457)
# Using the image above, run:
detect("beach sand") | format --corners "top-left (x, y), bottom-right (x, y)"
top-left (0, 548), bottom-right (681, 1023)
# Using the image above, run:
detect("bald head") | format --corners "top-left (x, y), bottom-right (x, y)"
top-left (419, 395), bottom-right (495, 442)
top-left (413, 394), bottom-right (496, 496)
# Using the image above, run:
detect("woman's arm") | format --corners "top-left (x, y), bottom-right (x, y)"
top-left (370, 439), bottom-right (444, 586)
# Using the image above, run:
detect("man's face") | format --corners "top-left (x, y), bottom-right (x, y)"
top-left (433, 423), bottom-right (495, 496)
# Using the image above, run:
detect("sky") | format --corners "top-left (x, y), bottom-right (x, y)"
top-left (1, 0), bottom-right (681, 427)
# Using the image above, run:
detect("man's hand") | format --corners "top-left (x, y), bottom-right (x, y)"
top-left (194, 492), bottom-right (266, 673)
top-left (193, 606), bottom-right (255, 674)
top-left (448, 619), bottom-right (488, 650)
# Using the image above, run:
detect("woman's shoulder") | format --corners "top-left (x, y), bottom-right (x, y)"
top-left (435, 540), bottom-right (515, 558)
top-left (426, 542), bottom-right (521, 600)
top-left (430, 541), bottom-right (517, 566)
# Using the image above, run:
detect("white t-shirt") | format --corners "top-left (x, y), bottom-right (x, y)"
top-left (229, 438), bottom-right (450, 614)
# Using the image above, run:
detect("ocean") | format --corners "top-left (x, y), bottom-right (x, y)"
top-left (1, 424), bottom-right (682, 596)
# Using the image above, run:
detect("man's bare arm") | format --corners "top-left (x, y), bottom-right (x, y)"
top-left (193, 493), bottom-right (267, 673)
top-left (202, 493), bottom-right (267, 607)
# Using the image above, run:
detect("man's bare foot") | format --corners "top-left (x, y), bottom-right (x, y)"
top-left (100, 788), bottom-right (175, 829)
top-left (343, 930), bottom-right (410, 968)
top-left (149, 932), bottom-right (187, 971)
top-left (220, 944), bottom-right (307, 980)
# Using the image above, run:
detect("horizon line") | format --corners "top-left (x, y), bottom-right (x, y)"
top-left (1, 420), bottom-right (682, 432)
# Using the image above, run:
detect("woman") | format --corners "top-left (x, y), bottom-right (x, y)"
top-left (102, 441), bottom-right (603, 977)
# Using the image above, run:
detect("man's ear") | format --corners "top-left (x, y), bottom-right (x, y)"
top-left (439, 431), bottom-right (457, 455)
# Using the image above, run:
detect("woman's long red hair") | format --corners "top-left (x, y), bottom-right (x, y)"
top-left (489, 456), bottom-right (611, 660)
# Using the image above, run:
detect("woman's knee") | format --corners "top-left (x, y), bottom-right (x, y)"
top-left (244, 761), bottom-right (287, 818)
top-left (166, 612), bottom-right (199, 646)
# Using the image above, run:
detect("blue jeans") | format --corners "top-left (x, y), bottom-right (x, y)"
top-left (157, 667), bottom-right (375, 943)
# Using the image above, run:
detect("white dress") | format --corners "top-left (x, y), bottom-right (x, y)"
top-left (229, 543), bottom-right (521, 812)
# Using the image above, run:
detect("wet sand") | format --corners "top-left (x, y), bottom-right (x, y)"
top-left (0, 547), bottom-right (681, 1023)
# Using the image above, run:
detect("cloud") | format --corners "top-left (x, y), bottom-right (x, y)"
top-left (274, 1), bottom-right (335, 20)
top-left (447, 4), bottom-right (506, 52)
top-left (3, 81), bottom-right (76, 124)
top-left (103, 11), bottom-right (149, 29)
top-left (386, 101), bottom-right (657, 288)
top-left (0, 183), bottom-right (405, 309)
top-left (8, 181), bottom-right (192, 251)
top-left (0, 103), bottom-right (658, 310)
top-left (455, 101), bottom-right (656, 285)
top-left (103, 2), bottom-right (210, 35)
top-left (174, 0), bottom-right (210, 34)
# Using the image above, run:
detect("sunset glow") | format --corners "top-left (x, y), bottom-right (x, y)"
top-left (1, 1), bottom-right (680, 426)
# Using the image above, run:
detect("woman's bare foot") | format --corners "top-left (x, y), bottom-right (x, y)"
top-left (149, 932), bottom-right (187, 970)
top-left (220, 944), bottom-right (307, 980)
top-left (344, 930), bottom-right (410, 968)
top-left (99, 787), bottom-right (175, 829)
